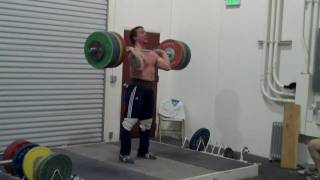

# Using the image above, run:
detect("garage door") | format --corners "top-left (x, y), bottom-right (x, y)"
top-left (0, 0), bottom-right (107, 151)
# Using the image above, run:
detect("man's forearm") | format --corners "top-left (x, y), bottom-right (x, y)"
top-left (161, 52), bottom-right (170, 64)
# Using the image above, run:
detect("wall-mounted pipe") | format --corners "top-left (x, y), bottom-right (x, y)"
top-left (261, 0), bottom-right (295, 103)
top-left (271, 0), bottom-right (295, 96)
top-left (272, 0), bottom-right (291, 90)
top-left (307, 0), bottom-right (315, 73)
top-left (261, 78), bottom-right (295, 103)
top-left (266, 0), bottom-right (295, 97)
top-left (261, 0), bottom-right (295, 102)
top-left (309, 0), bottom-right (319, 74)
top-left (302, 0), bottom-right (311, 68)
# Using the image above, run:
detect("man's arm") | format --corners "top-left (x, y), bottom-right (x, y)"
top-left (154, 49), bottom-right (171, 71)
top-left (127, 47), bottom-right (144, 71)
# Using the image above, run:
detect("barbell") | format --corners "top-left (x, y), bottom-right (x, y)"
top-left (84, 31), bottom-right (191, 70)
top-left (1, 139), bottom-right (72, 180)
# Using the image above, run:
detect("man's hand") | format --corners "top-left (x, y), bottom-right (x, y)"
top-left (154, 49), bottom-right (171, 71)
top-left (153, 49), bottom-right (167, 57)
top-left (126, 47), bottom-right (134, 53)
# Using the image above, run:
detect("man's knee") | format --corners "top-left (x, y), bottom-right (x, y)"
top-left (308, 139), bottom-right (320, 152)
top-left (122, 118), bottom-right (138, 131)
top-left (139, 118), bottom-right (152, 131)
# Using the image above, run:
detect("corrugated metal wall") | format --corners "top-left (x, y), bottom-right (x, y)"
top-left (0, 0), bottom-right (107, 151)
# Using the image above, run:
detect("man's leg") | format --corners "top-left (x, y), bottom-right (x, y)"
top-left (119, 84), bottom-right (140, 163)
top-left (136, 84), bottom-right (155, 159)
top-left (120, 118), bottom-right (138, 155)
top-left (309, 139), bottom-right (320, 174)
top-left (119, 118), bottom-right (138, 163)
top-left (137, 118), bottom-right (156, 159)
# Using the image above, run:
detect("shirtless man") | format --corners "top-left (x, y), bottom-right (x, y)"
top-left (119, 26), bottom-right (171, 163)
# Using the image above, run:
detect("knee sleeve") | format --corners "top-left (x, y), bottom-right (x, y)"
top-left (122, 118), bottom-right (138, 131)
top-left (139, 118), bottom-right (153, 131)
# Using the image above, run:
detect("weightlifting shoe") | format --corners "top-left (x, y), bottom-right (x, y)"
top-left (119, 154), bottom-right (135, 164)
top-left (137, 152), bottom-right (157, 160)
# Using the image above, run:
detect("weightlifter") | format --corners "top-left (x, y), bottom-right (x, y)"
top-left (119, 26), bottom-right (171, 164)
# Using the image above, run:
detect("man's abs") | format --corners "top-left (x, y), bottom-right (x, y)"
top-left (131, 67), bottom-right (155, 81)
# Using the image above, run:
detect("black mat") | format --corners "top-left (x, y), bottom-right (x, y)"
top-left (243, 156), bottom-right (306, 180)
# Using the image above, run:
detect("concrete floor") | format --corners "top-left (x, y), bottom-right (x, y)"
top-left (0, 172), bottom-right (15, 180)
top-left (64, 143), bottom-right (215, 180)
top-left (61, 140), bottom-right (258, 180)
top-left (0, 139), bottom-right (258, 180)
top-left (56, 148), bottom-right (161, 180)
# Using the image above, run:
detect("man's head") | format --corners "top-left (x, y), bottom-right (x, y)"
top-left (129, 26), bottom-right (148, 45)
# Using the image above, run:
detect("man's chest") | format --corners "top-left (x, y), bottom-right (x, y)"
top-left (142, 52), bottom-right (157, 66)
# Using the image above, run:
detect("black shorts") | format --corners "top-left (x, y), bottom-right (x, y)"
top-left (124, 78), bottom-right (154, 120)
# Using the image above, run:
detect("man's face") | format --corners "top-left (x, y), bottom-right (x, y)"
top-left (135, 27), bottom-right (148, 44)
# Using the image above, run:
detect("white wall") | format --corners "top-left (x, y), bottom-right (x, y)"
top-left (170, 0), bottom-right (272, 157)
top-left (105, 0), bottom-right (307, 158)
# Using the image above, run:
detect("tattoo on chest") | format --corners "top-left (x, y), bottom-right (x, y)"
top-left (129, 53), bottom-right (142, 69)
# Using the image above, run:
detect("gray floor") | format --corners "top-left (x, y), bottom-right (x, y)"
top-left (0, 149), bottom-right (159, 180)
top-left (154, 137), bottom-right (309, 180)
top-left (131, 139), bottom-right (251, 171)
top-left (0, 137), bottom-right (311, 180)
top-left (0, 138), bottom-right (257, 180)
top-left (64, 143), bottom-right (214, 180)
top-left (63, 139), bottom-right (255, 180)
top-left (0, 172), bottom-right (15, 180)
top-left (56, 148), bottom-right (161, 180)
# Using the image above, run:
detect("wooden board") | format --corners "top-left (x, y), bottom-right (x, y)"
top-left (281, 103), bottom-right (300, 169)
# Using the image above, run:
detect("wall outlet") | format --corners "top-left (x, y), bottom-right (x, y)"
top-left (108, 132), bottom-right (113, 139)
top-left (110, 75), bottom-right (117, 84)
